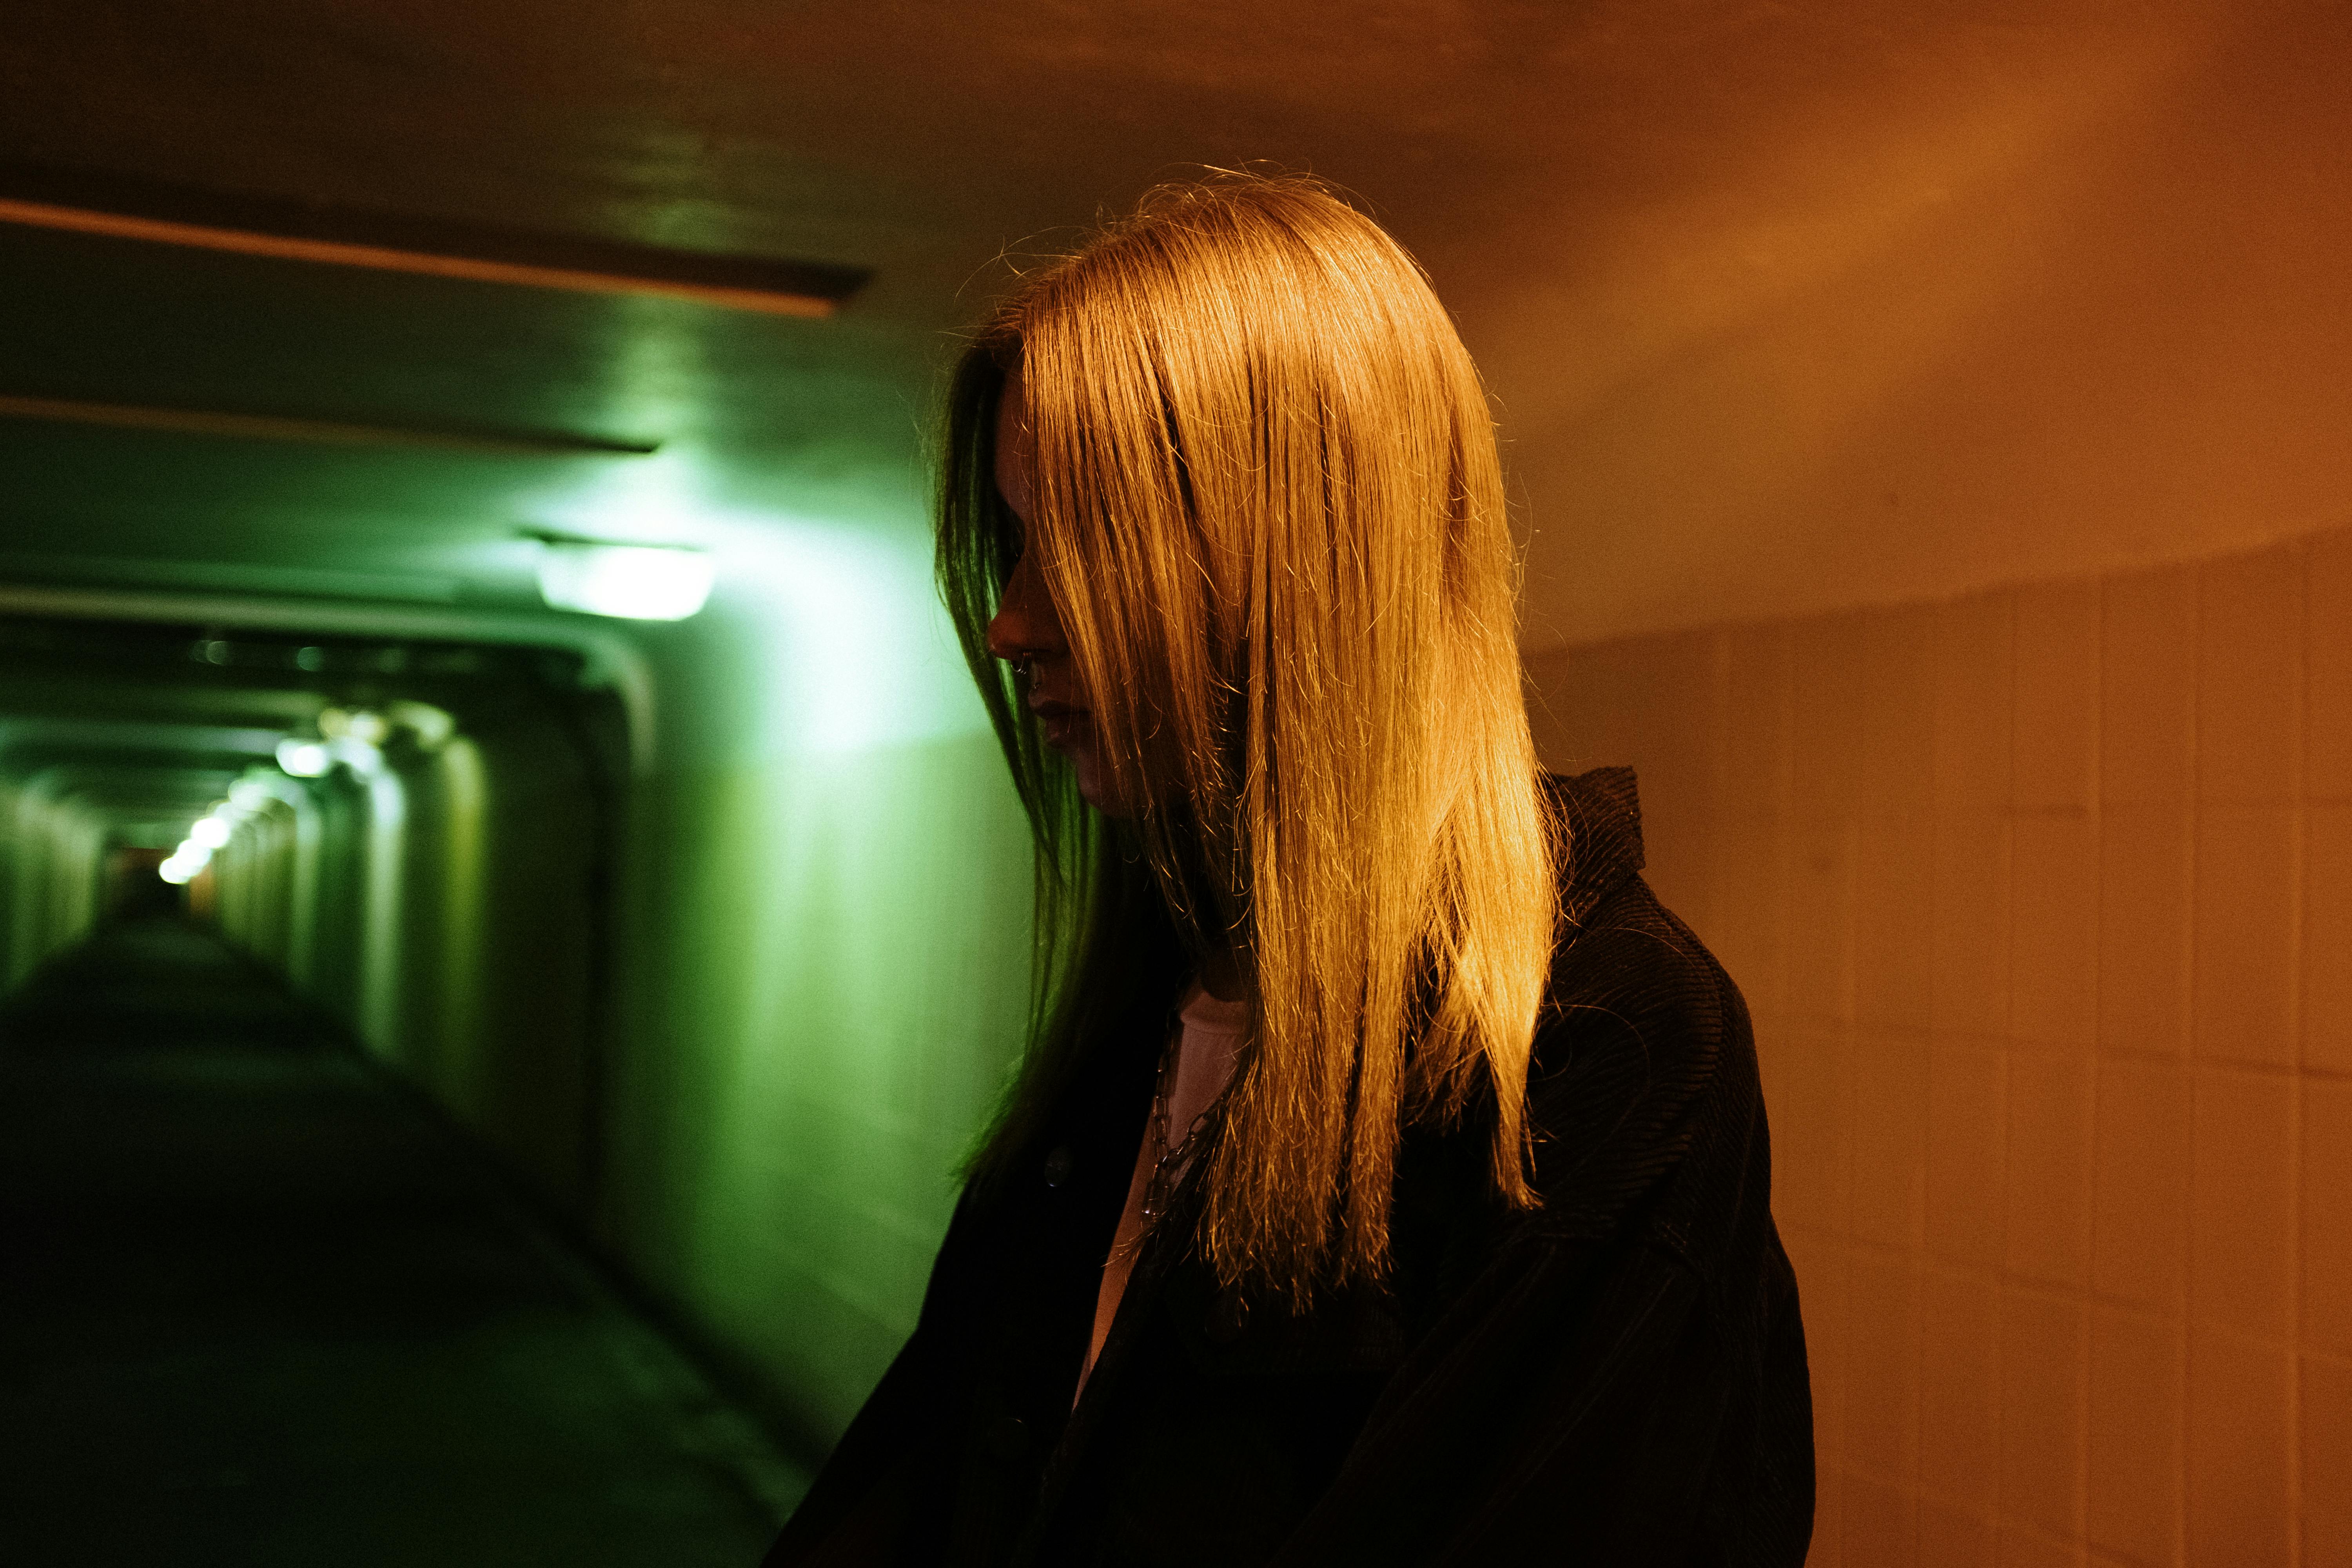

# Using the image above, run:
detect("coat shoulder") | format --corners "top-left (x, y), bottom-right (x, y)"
top-left (1522, 865), bottom-right (1764, 1263)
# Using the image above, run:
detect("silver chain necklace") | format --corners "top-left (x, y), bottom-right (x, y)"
top-left (1140, 1013), bottom-right (1217, 1222)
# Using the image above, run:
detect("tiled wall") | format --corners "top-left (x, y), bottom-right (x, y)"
top-left (1524, 526), bottom-right (2350, 1566)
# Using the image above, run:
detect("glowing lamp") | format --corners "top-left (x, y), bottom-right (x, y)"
top-left (328, 736), bottom-right (383, 775)
top-left (277, 739), bottom-right (331, 777)
top-left (189, 817), bottom-right (232, 849)
top-left (537, 540), bottom-right (713, 621)
top-left (160, 837), bottom-right (211, 881)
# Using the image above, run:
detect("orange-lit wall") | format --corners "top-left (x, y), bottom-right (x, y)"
top-left (1527, 525), bottom-right (2349, 1566)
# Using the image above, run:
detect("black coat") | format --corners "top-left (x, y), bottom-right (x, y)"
top-left (765, 768), bottom-right (1814, 1566)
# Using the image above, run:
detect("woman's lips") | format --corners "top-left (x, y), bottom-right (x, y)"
top-left (1030, 701), bottom-right (1089, 748)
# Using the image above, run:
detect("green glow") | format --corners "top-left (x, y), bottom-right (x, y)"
top-left (356, 766), bottom-right (408, 1058)
top-left (538, 541), bottom-right (715, 620)
top-left (430, 736), bottom-right (488, 1100)
top-left (604, 731), bottom-right (1032, 1439)
top-left (4, 773), bottom-right (117, 986)
top-left (536, 457), bottom-right (1035, 1436)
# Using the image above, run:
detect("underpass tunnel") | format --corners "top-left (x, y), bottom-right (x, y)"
top-left (4, 2), bottom-right (2349, 1564)
top-left (0, 622), bottom-right (622, 1198)
top-left (0, 628), bottom-right (813, 1563)
top-left (0, 329), bottom-right (1034, 1558)
top-left (0, 116), bottom-right (1040, 1513)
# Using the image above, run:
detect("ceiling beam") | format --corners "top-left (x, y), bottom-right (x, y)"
top-left (0, 160), bottom-right (870, 318)
top-left (0, 393), bottom-right (657, 458)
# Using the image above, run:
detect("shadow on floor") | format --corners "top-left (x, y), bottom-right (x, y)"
top-left (0, 916), bottom-right (805, 1566)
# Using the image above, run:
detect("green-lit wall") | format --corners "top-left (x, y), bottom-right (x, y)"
top-left (0, 773), bottom-right (111, 986)
top-left (595, 499), bottom-right (1035, 1449)
top-left (604, 729), bottom-right (1031, 1445)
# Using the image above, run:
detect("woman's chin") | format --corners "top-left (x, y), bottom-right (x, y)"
top-left (1069, 750), bottom-right (1134, 818)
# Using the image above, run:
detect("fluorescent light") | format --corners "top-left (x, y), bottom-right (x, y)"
top-left (327, 736), bottom-right (383, 775)
top-left (537, 540), bottom-right (713, 621)
top-left (338, 710), bottom-right (390, 745)
top-left (189, 817), bottom-right (232, 849)
top-left (276, 739), bottom-right (332, 777)
top-left (160, 837), bottom-right (212, 881)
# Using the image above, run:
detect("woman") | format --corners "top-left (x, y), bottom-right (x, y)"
top-left (766, 174), bottom-right (1812, 1567)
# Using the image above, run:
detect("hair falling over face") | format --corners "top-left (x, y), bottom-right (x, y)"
top-left (938, 173), bottom-right (1562, 1307)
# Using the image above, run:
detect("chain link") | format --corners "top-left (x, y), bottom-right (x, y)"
top-left (1140, 1012), bottom-right (1215, 1222)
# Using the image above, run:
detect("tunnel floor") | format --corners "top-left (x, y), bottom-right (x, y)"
top-left (0, 917), bottom-right (805, 1566)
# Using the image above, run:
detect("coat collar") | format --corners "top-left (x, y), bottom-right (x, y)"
top-left (1546, 766), bottom-right (1647, 928)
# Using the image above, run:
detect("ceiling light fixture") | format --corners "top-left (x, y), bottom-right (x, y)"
top-left (275, 739), bottom-right (331, 778)
top-left (535, 537), bottom-right (714, 621)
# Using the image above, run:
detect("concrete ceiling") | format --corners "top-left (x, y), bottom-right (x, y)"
top-left (2, 0), bottom-right (2345, 650)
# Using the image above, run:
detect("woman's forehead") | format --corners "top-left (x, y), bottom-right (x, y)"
top-left (992, 367), bottom-right (1036, 526)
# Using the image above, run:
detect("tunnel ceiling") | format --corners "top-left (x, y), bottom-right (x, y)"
top-left (0, 0), bottom-right (2343, 645)
top-left (0, 613), bottom-right (596, 845)
top-left (0, 209), bottom-right (911, 612)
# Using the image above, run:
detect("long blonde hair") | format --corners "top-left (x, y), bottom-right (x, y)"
top-left (939, 173), bottom-right (1559, 1305)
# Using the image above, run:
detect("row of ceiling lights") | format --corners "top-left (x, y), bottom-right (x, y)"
top-left (157, 776), bottom-right (279, 884)
top-left (159, 704), bottom-right (448, 881)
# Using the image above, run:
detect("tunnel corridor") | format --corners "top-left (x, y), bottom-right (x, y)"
top-left (3, 1), bottom-right (2348, 1560)
top-left (0, 911), bottom-right (803, 1564)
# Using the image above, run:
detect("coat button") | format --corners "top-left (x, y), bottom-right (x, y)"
top-left (984, 1414), bottom-right (1029, 1462)
top-left (1042, 1145), bottom-right (1074, 1187)
top-left (1204, 1287), bottom-right (1249, 1345)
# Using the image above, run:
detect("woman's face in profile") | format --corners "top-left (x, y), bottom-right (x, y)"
top-left (985, 372), bottom-right (1127, 816)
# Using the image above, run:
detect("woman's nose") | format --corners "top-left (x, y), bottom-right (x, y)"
top-left (985, 549), bottom-right (1065, 663)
